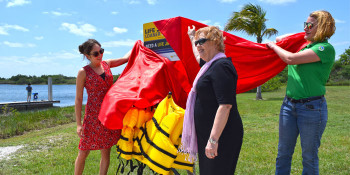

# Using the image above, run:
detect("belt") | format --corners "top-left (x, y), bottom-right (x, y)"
top-left (286, 95), bottom-right (324, 103)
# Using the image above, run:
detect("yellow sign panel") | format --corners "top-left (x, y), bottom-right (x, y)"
top-left (143, 22), bottom-right (179, 61)
top-left (143, 22), bottom-right (164, 42)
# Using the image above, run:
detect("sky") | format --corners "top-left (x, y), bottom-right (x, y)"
top-left (0, 0), bottom-right (349, 78)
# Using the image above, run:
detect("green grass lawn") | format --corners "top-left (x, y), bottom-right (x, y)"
top-left (0, 86), bottom-right (349, 175)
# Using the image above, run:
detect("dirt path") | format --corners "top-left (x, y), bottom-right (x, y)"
top-left (0, 145), bottom-right (24, 160)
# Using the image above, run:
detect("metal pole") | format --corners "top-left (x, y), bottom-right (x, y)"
top-left (48, 77), bottom-right (52, 101)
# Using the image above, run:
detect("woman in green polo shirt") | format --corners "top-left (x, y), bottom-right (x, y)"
top-left (267, 10), bottom-right (335, 175)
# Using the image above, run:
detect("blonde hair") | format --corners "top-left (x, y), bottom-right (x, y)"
top-left (310, 10), bottom-right (336, 42)
top-left (195, 26), bottom-right (225, 52)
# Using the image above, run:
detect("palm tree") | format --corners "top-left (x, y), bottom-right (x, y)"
top-left (225, 3), bottom-right (278, 100)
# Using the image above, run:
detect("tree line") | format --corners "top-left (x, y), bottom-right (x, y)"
top-left (1, 45), bottom-right (349, 87)
top-left (1, 51), bottom-right (348, 88)
top-left (0, 74), bottom-right (76, 84)
top-left (328, 46), bottom-right (350, 85)
top-left (260, 46), bottom-right (350, 92)
top-left (0, 74), bottom-right (122, 85)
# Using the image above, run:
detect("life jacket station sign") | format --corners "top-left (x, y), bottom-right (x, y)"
top-left (143, 22), bottom-right (180, 61)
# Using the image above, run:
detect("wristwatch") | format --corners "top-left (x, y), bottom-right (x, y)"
top-left (208, 138), bottom-right (217, 144)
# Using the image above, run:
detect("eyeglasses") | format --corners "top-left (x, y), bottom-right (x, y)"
top-left (195, 38), bottom-right (209, 46)
top-left (304, 22), bottom-right (314, 30)
top-left (90, 48), bottom-right (104, 57)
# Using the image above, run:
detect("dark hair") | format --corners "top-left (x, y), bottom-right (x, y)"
top-left (28, 83), bottom-right (31, 85)
top-left (78, 39), bottom-right (101, 57)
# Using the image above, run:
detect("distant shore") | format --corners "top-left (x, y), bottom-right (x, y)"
top-left (0, 74), bottom-right (120, 84)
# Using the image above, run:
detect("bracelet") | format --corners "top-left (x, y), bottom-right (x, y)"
top-left (208, 138), bottom-right (217, 144)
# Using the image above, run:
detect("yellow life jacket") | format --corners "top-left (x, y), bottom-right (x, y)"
top-left (124, 108), bottom-right (138, 128)
top-left (116, 126), bottom-right (134, 160)
top-left (117, 107), bottom-right (146, 160)
top-left (117, 96), bottom-right (194, 174)
top-left (117, 106), bottom-right (155, 161)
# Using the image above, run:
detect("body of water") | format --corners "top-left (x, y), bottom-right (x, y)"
top-left (0, 84), bottom-right (87, 107)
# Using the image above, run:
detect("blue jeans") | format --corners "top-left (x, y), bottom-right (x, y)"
top-left (275, 96), bottom-right (328, 175)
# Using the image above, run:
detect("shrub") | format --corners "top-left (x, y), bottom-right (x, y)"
top-left (246, 76), bottom-right (284, 93)
top-left (261, 76), bottom-right (283, 92)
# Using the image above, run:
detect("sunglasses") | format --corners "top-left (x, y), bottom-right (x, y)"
top-left (90, 48), bottom-right (104, 57)
top-left (195, 38), bottom-right (209, 46)
top-left (304, 22), bottom-right (314, 30)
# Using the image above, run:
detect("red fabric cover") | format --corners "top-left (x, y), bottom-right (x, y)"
top-left (153, 16), bottom-right (308, 93)
top-left (99, 40), bottom-right (189, 129)
top-left (99, 16), bottom-right (308, 129)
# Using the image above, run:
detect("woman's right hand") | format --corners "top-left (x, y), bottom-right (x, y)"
top-left (188, 25), bottom-right (196, 40)
top-left (267, 42), bottom-right (276, 50)
top-left (77, 125), bottom-right (83, 138)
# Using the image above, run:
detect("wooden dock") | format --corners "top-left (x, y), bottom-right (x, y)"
top-left (0, 100), bottom-right (60, 112)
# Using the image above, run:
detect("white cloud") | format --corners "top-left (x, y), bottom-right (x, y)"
top-left (104, 50), bottom-right (112, 55)
top-left (102, 39), bottom-right (136, 47)
top-left (7, 0), bottom-right (31, 7)
top-left (7, 24), bottom-right (29, 32)
top-left (262, 39), bottom-right (273, 44)
top-left (3, 41), bottom-right (36, 48)
top-left (213, 22), bottom-right (223, 30)
top-left (43, 11), bottom-right (72, 16)
top-left (0, 24), bottom-right (29, 35)
top-left (198, 20), bottom-right (211, 25)
top-left (0, 50), bottom-right (83, 78)
top-left (34, 36), bottom-right (44, 40)
top-left (60, 23), bottom-right (97, 37)
top-left (218, 0), bottom-right (238, 3)
top-left (113, 27), bottom-right (128, 34)
top-left (258, 0), bottom-right (296, 5)
top-left (111, 11), bottom-right (119, 15)
top-left (147, 0), bottom-right (157, 5)
top-left (104, 27), bottom-right (128, 36)
top-left (0, 28), bottom-right (7, 35)
top-left (124, 0), bottom-right (140, 4)
top-left (30, 51), bottom-right (79, 62)
top-left (335, 19), bottom-right (346, 24)
top-left (198, 20), bottom-right (223, 29)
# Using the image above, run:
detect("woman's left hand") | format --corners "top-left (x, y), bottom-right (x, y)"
top-left (188, 25), bottom-right (196, 40)
top-left (267, 42), bottom-right (276, 49)
top-left (205, 140), bottom-right (218, 159)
